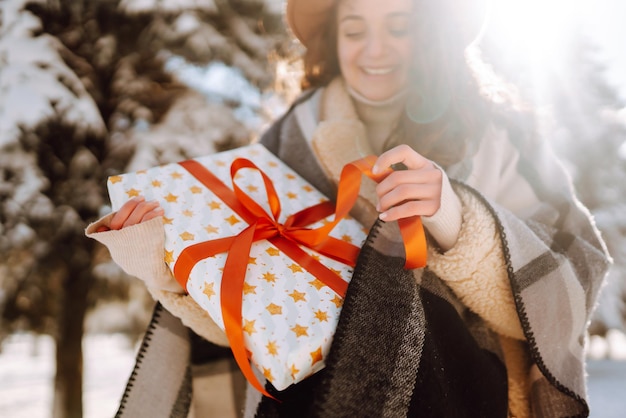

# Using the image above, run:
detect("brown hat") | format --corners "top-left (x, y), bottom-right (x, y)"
top-left (285, 0), bottom-right (335, 49)
top-left (285, 0), bottom-right (490, 49)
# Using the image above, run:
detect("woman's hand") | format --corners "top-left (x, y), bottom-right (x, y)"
top-left (96, 196), bottom-right (164, 232)
top-left (372, 144), bottom-right (443, 222)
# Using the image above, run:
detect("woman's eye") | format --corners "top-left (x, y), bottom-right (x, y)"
top-left (388, 16), bottom-right (411, 37)
top-left (344, 31), bottom-right (365, 39)
top-left (340, 20), bottom-right (366, 40)
top-left (390, 28), bottom-right (409, 37)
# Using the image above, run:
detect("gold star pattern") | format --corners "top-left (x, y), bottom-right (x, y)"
top-left (285, 173), bottom-right (296, 180)
top-left (289, 289), bottom-right (306, 303)
top-left (180, 231), bottom-right (195, 241)
top-left (243, 319), bottom-right (256, 335)
top-left (341, 234), bottom-right (353, 243)
top-left (286, 192), bottom-right (297, 199)
top-left (190, 186), bottom-right (202, 194)
top-left (164, 250), bottom-right (174, 264)
top-left (152, 180), bottom-right (162, 188)
top-left (314, 309), bottom-right (329, 322)
top-left (266, 303), bottom-right (282, 315)
top-left (171, 172), bottom-right (183, 180)
top-left (302, 185), bottom-right (313, 192)
top-left (208, 201), bottom-right (222, 210)
top-left (288, 264), bottom-right (303, 273)
top-left (268, 161), bottom-right (278, 167)
top-left (308, 279), bottom-right (326, 291)
top-left (290, 364), bottom-right (300, 380)
top-left (246, 184), bottom-right (258, 193)
top-left (126, 188), bottom-right (140, 198)
top-left (263, 367), bottom-right (274, 382)
top-left (109, 175), bottom-right (122, 184)
top-left (205, 225), bottom-right (219, 234)
top-left (203, 282), bottom-right (215, 299)
top-left (243, 283), bottom-right (257, 295)
top-left (162, 217), bottom-right (173, 225)
top-left (262, 272), bottom-right (277, 283)
top-left (310, 347), bottom-right (323, 365)
top-left (225, 215), bottom-right (240, 226)
top-left (137, 170), bottom-right (147, 175)
top-left (266, 340), bottom-right (279, 357)
top-left (248, 257), bottom-right (257, 265)
top-left (265, 247), bottom-right (280, 256)
top-left (164, 193), bottom-right (178, 203)
top-left (291, 324), bottom-right (309, 338)
top-left (182, 209), bottom-right (194, 217)
top-left (331, 295), bottom-right (343, 308)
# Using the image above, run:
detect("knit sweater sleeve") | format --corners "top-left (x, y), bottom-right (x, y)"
top-left (85, 215), bottom-right (230, 346)
top-left (421, 167), bottom-right (462, 251)
top-left (85, 215), bottom-right (183, 293)
top-left (426, 185), bottom-right (525, 340)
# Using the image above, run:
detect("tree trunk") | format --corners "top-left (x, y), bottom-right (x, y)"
top-left (53, 266), bottom-right (90, 418)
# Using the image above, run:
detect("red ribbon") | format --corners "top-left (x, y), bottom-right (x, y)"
top-left (173, 154), bottom-right (427, 398)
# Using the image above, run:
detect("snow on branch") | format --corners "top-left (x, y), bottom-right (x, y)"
top-left (0, 0), bottom-right (105, 149)
top-left (118, 0), bottom-right (219, 14)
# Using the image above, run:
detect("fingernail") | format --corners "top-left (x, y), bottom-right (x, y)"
top-left (379, 212), bottom-right (387, 221)
top-left (375, 203), bottom-right (381, 212)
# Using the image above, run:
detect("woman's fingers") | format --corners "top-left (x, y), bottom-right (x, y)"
top-left (375, 167), bottom-right (441, 199)
top-left (138, 206), bottom-right (165, 223)
top-left (379, 199), bottom-right (440, 222)
top-left (377, 182), bottom-right (441, 216)
top-left (110, 197), bottom-right (143, 230)
top-left (122, 200), bottom-right (162, 228)
top-left (372, 144), bottom-right (443, 220)
top-left (109, 197), bottom-right (163, 230)
top-left (372, 144), bottom-right (431, 175)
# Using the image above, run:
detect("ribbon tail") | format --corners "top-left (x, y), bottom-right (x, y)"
top-left (346, 156), bottom-right (428, 269)
top-left (220, 222), bottom-right (277, 400)
top-left (398, 216), bottom-right (427, 269)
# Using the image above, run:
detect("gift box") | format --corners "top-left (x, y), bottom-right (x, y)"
top-left (107, 143), bottom-right (369, 391)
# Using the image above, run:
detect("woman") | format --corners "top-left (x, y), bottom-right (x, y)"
top-left (87, 0), bottom-right (611, 416)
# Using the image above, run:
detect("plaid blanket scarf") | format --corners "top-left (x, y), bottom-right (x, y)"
top-left (114, 91), bottom-right (610, 418)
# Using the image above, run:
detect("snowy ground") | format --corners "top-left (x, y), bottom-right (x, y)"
top-left (0, 333), bottom-right (136, 418)
top-left (0, 332), bottom-right (625, 418)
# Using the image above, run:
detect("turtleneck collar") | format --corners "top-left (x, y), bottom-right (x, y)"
top-left (345, 83), bottom-right (407, 155)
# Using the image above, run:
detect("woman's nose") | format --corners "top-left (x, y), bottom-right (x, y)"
top-left (365, 31), bottom-right (387, 58)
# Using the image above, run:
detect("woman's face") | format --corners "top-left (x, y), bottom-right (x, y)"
top-left (336, 0), bottom-right (413, 102)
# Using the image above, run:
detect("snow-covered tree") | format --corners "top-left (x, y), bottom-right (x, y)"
top-left (0, 0), bottom-right (290, 416)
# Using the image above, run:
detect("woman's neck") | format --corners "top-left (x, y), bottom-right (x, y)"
top-left (347, 87), bottom-right (407, 155)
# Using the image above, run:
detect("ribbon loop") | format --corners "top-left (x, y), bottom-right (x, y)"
top-left (174, 152), bottom-right (427, 400)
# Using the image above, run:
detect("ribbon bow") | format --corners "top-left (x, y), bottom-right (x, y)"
top-left (174, 154), bottom-right (427, 399)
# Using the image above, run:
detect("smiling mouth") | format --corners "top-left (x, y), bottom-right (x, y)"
top-left (362, 67), bottom-right (394, 75)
